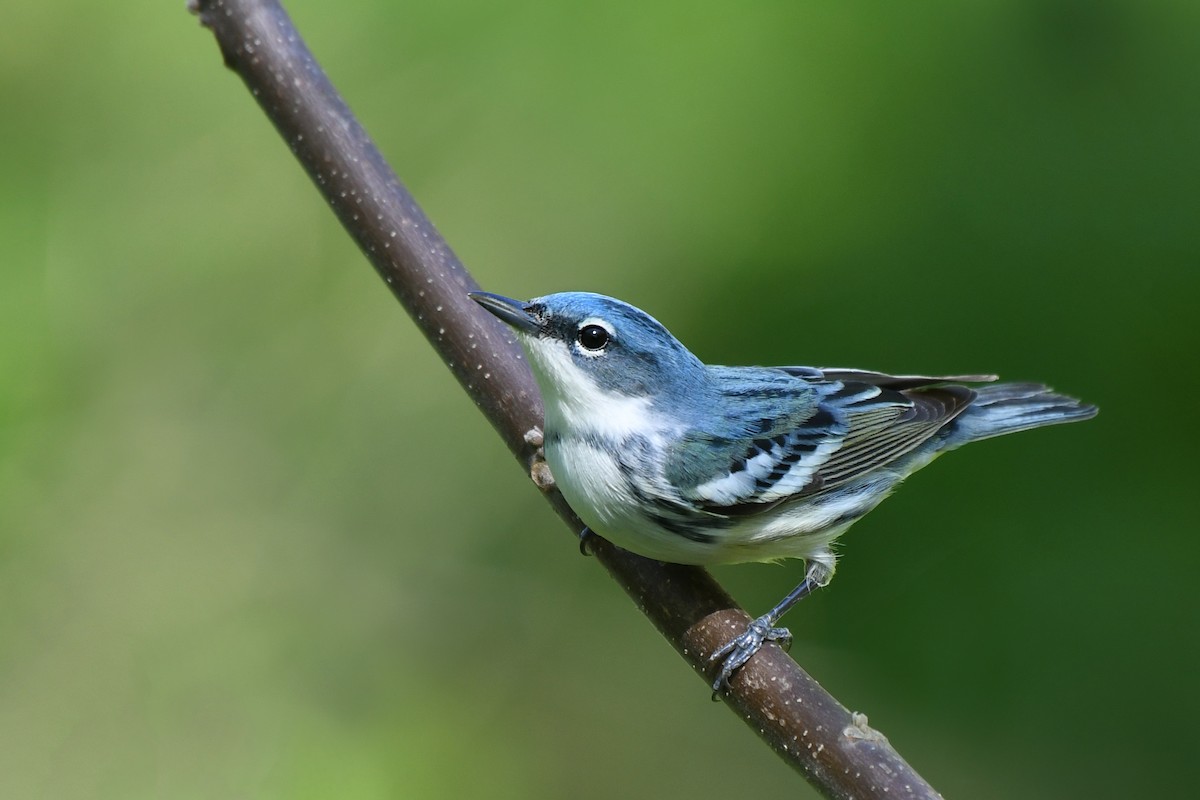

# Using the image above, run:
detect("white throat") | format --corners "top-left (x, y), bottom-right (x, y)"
top-left (521, 335), bottom-right (662, 439)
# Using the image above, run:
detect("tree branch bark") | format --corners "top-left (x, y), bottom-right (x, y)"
top-left (190, 2), bottom-right (942, 797)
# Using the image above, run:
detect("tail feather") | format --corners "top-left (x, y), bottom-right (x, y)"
top-left (951, 383), bottom-right (1097, 444)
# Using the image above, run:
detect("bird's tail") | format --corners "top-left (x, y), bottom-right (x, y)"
top-left (950, 383), bottom-right (1097, 445)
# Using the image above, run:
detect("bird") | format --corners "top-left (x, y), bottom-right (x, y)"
top-left (469, 290), bottom-right (1097, 693)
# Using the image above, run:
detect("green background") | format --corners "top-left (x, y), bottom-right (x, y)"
top-left (2, 1), bottom-right (1197, 797)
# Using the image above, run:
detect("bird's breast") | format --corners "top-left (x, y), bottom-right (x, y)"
top-left (544, 425), bottom-right (739, 564)
top-left (545, 429), bottom-right (649, 531)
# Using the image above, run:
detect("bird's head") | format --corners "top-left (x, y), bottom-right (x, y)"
top-left (470, 291), bottom-right (706, 411)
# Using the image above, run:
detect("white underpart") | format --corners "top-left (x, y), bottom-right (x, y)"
top-left (519, 334), bottom-right (682, 535)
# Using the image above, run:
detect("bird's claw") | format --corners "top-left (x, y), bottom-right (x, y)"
top-left (709, 616), bottom-right (792, 699)
top-left (578, 526), bottom-right (597, 557)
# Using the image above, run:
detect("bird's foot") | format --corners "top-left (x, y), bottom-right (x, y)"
top-left (577, 526), bottom-right (597, 557)
top-left (709, 615), bottom-right (792, 699)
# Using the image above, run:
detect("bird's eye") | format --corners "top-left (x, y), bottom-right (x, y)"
top-left (577, 324), bottom-right (610, 351)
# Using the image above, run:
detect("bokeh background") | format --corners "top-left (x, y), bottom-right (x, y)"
top-left (2, 1), bottom-right (1197, 797)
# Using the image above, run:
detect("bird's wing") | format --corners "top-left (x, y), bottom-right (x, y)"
top-left (778, 366), bottom-right (997, 390)
top-left (671, 376), bottom-right (976, 515)
top-left (811, 384), bottom-right (975, 489)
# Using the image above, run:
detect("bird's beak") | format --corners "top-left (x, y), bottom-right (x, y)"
top-left (468, 292), bottom-right (540, 334)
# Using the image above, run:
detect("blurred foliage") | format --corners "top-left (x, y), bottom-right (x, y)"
top-left (0, 0), bottom-right (1197, 797)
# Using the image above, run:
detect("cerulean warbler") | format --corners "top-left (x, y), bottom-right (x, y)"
top-left (470, 290), bottom-right (1097, 693)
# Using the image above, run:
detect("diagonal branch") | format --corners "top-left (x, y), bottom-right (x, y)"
top-left (190, 2), bottom-right (942, 797)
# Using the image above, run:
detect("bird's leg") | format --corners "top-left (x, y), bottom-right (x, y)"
top-left (709, 571), bottom-right (824, 697)
top-left (577, 526), bottom-right (597, 557)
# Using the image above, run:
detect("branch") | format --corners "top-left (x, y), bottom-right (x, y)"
top-left (190, 2), bottom-right (942, 797)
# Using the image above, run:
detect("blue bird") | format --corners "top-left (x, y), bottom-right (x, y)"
top-left (470, 290), bottom-right (1097, 693)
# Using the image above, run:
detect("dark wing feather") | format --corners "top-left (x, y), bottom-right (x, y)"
top-left (685, 378), bottom-right (976, 518)
top-left (811, 385), bottom-right (975, 487)
top-left (777, 366), bottom-right (997, 390)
